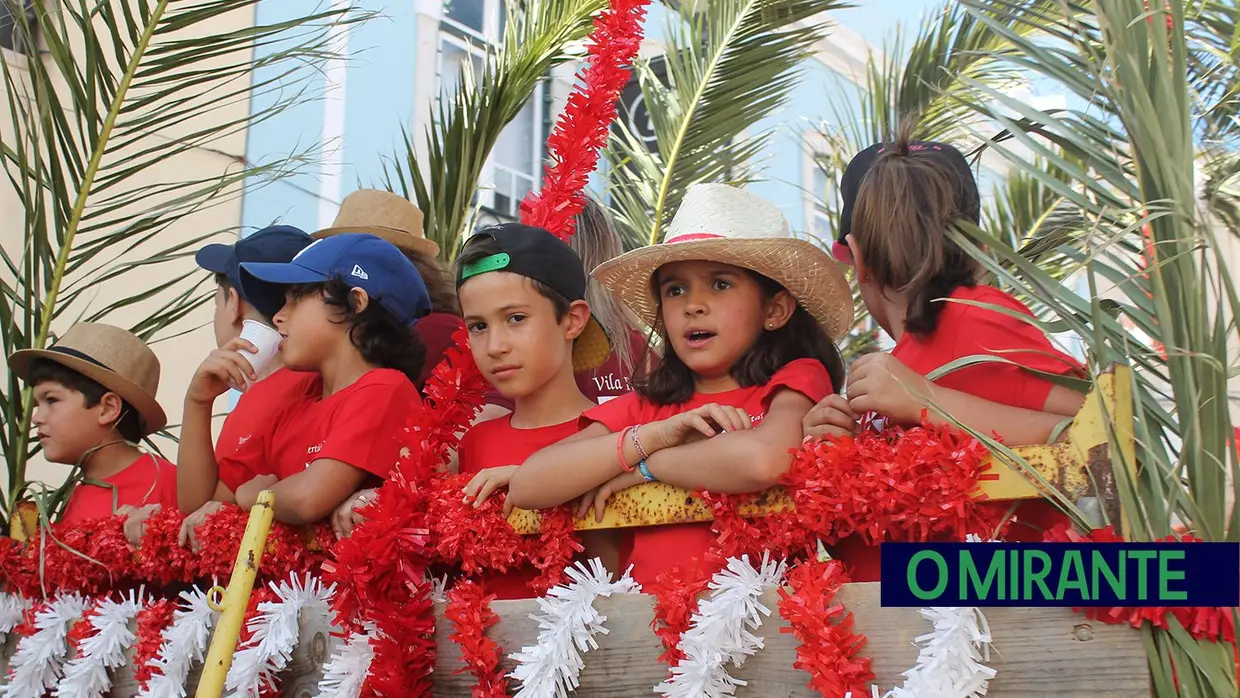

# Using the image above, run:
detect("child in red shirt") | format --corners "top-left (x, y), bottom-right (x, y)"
top-left (452, 223), bottom-right (615, 598)
top-left (179, 234), bottom-right (428, 530)
top-left (7, 323), bottom-right (177, 535)
top-left (511, 184), bottom-right (853, 587)
top-left (803, 129), bottom-right (1086, 580)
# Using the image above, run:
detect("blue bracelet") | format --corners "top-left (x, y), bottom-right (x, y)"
top-left (637, 459), bottom-right (657, 482)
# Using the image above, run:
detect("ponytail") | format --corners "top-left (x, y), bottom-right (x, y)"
top-left (849, 121), bottom-right (981, 335)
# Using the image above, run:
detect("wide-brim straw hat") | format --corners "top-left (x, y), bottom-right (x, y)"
top-left (314, 189), bottom-right (440, 257)
top-left (8, 323), bottom-right (167, 435)
top-left (593, 183), bottom-right (854, 340)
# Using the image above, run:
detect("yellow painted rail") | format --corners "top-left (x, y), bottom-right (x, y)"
top-left (507, 366), bottom-right (1132, 535)
top-left (195, 490), bottom-right (276, 698)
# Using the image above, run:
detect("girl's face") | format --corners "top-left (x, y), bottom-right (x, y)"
top-left (272, 288), bottom-right (350, 370)
top-left (656, 260), bottom-right (792, 386)
top-left (460, 271), bottom-right (588, 400)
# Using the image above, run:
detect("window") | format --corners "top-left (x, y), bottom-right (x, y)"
top-left (0, 2), bottom-right (36, 55)
top-left (809, 165), bottom-right (833, 243)
top-left (437, 0), bottom-right (541, 222)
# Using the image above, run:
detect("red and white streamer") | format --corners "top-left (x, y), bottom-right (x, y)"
top-left (1, 593), bottom-right (90, 698)
top-left (225, 574), bottom-right (334, 698)
top-left (137, 587), bottom-right (219, 698)
top-left (55, 591), bottom-right (143, 698)
top-left (317, 624), bottom-right (376, 698)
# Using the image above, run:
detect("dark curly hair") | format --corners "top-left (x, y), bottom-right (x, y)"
top-left (286, 278), bottom-right (427, 384)
top-left (633, 270), bottom-right (845, 405)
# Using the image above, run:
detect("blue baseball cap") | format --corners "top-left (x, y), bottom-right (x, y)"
top-left (239, 233), bottom-right (431, 326)
top-left (195, 225), bottom-right (315, 317)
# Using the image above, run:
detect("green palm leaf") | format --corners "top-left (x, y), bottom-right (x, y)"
top-left (382, 0), bottom-right (606, 260)
top-left (605, 0), bottom-right (847, 249)
top-left (0, 1), bottom-right (369, 514)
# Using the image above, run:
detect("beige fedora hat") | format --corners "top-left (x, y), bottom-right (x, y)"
top-left (593, 183), bottom-right (854, 340)
top-left (315, 189), bottom-right (440, 257)
top-left (8, 323), bottom-right (167, 435)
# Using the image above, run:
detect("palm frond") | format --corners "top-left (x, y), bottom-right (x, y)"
top-left (382, 0), bottom-right (607, 260)
top-left (952, 0), bottom-right (1238, 692)
top-left (0, 1), bottom-right (370, 514)
top-left (605, 0), bottom-right (847, 248)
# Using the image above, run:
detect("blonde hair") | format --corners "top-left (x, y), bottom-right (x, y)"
top-left (570, 197), bottom-right (640, 372)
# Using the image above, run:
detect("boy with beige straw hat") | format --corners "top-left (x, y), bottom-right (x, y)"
top-left (7, 323), bottom-right (177, 534)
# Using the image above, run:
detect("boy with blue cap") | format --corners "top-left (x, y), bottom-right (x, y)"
top-left (178, 233), bottom-right (430, 532)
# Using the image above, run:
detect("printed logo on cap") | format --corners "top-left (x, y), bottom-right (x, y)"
top-left (351, 264), bottom-right (368, 280)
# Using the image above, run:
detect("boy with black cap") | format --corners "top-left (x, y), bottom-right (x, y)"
top-left (177, 225), bottom-right (314, 517)
top-left (331, 223), bottom-right (616, 596)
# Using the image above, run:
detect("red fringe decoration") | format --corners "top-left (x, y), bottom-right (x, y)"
top-left (647, 562), bottom-right (712, 667)
top-left (1044, 523), bottom-right (1237, 645)
top-left (519, 0), bottom-right (651, 238)
top-left (445, 579), bottom-right (509, 697)
top-left (778, 559), bottom-right (874, 697)
top-left (132, 599), bottom-right (177, 687)
top-left (527, 507), bottom-right (584, 595)
top-left (65, 602), bottom-right (99, 652)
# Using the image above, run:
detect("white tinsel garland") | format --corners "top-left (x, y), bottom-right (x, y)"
top-left (316, 624), bottom-right (377, 698)
top-left (224, 574), bottom-right (334, 698)
top-left (136, 587), bottom-right (219, 698)
top-left (508, 558), bottom-right (640, 698)
top-left (55, 592), bottom-right (143, 698)
top-left (656, 553), bottom-right (788, 698)
top-left (0, 592), bottom-right (30, 644)
top-left (0, 593), bottom-right (90, 698)
top-left (882, 533), bottom-right (996, 698)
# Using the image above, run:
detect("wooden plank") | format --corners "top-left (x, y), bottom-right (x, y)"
top-left (0, 585), bottom-right (1149, 697)
top-left (430, 582), bottom-right (1150, 697)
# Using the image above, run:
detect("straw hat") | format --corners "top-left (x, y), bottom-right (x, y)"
top-left (315, 189), bottom-right (439, 257)
top-left (8, 323), bottom-right (167, 435)
top-left (593, 183), bottom-right (854, 340)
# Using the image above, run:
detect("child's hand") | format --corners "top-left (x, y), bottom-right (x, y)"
top-left (235, 473), bottom-right (279, 511)
top-left (802, 394), bottom-right (859, 442)
top-left (333, 488), bottom-right (377, 539)
top-left (462, 466), bottom-right (519, 516)
top-left (178, 500), bottom-right (225, 552)
top-left (186, 338), bottom-right (260, 405)
top-left (643, 403), bottom-right (752, 452)
top-left (118, 503), bottom-right (161, 548)
top-left (846, 353), bottom-right (932, 425)
top-left (575, 470), bottom-right (647, 522)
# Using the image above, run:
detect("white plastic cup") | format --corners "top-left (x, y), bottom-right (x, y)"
top-left (237, 319), bottom-right (281, 381)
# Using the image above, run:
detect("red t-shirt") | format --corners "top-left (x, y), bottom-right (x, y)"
top-left (836, 285), bottom-right (1084, 581)
top-left (217, 368), bottom-right (420, 487)
top-left (583, 358), bottom-right (833, 587)
top-left (61, 453), bottom-right (178, 524)
top-left (458, 415), bottom-right (584, 599)
top-left (575, 330), bottom-right (653, 404)
top-left (216, 368), bottom-right (307, 492)
top-left (412, 312), bottom-right (466, 390)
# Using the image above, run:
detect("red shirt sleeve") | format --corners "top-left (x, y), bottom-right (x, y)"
top-left (581, 392), bottom-right (644, 432)
top-left (317, 373), bottom-right (422, 478)
top-left (757, 358), bottom-right (834, 411)
top-left (154, 457), bottom-right (179, 509)
top-left (950, 303), bottom-right (1082, 412)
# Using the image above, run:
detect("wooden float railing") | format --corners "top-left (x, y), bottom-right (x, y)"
top-left (0, 366), bottom-right (1151, 696)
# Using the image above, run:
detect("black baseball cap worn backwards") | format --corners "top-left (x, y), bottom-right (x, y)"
top-left (457, 223), bottom-right (611, 371)
top-left (833, 140), bottom-right (981, 264)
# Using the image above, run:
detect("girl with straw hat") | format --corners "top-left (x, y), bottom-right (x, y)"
top-left (509, 183), bottom-right (852, 586)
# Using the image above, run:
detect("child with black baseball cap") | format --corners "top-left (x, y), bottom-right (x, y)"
top-left (178, 233), bottom-right (429, 535)
top-left (802, 124), bottom-right (1085, 580)
top-left (444, 223), bottom-right (615, 597)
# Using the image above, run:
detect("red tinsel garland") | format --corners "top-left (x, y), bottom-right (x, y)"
top-left (324, 329), bottom-right (488, 698)
top-left (647, 562), bottom-right (712, 667)
top-left (519, 0), bottom-right (651, 238)
top-left (131, 598), bottom-right (177, 687)
top-left (778, 559), bottom-right (874, 697)
top-left (526, 506), bottom-right (584, 595)
top-left (65, 602), bottom-right (99, 652)
top-left (1043, 523), bottom-right (1237, 644)
top-left (445, 579), bottom-right (509, 697)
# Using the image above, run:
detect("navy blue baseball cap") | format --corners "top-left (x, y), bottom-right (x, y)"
top-left (195, 225), bottom-right (314, 317)
top-left (239, 233), bottom-right (431, 327)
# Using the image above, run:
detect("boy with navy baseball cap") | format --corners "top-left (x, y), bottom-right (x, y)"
top-left (177, 233), bottom-right (428, 534)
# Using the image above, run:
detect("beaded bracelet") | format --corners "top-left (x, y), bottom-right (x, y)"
top-left (637, 459), bottom-right (657, 482)
top-left (630, 424), bottom-right (650, 461)
top-left (616, 426), bottom-right (636, 473)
